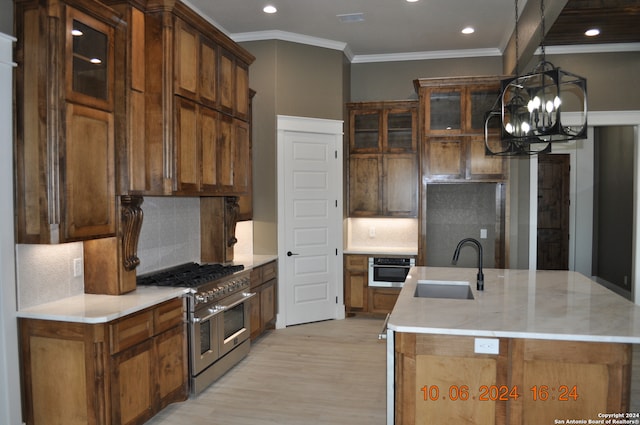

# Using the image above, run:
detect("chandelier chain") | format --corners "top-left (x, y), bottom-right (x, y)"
top-left (539, 0), bottom-right (546, 61)
top-left (514, 0), bottom-right (519, 76)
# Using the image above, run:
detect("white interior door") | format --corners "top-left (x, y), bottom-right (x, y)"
top-left (277, 116), bottom-right (344, 326)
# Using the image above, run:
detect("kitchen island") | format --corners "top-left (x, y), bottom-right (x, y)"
top-left (386, 267), bottom-right (640, 425)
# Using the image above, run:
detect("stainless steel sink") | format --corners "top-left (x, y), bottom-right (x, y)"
top-left (414, 280), bottom-right (474, 300)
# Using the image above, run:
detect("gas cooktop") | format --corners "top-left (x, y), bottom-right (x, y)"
top-left (136, 262), bottom-right (245, 288)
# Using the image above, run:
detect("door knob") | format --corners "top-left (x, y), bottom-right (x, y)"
top-left (287, 251), bottom-right (299, 256)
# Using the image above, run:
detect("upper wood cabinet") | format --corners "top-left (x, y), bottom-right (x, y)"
top-left (14, 0), bottom-right (119, 243)
top-left (104, 0), bottom-right (255, 196)
top-left (415, 77), bottom-right (506, 182)
top-left (348, 101), bottom-right (417, 153)
top-left (347, 101), bottom-right (418, 217)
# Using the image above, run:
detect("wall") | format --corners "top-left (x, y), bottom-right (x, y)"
top-left (593, 126), bottom-right (635, 294)
top-left (0, 0), bottom-right (11, 35)
top-left (0, 32), bottom-right (21, 425)
top-left (537, 52), bottom-right (640, 111)
top-left (240, 40), bottom-right (350, 255)
top-left (351, 56), bottom-right (504, 101)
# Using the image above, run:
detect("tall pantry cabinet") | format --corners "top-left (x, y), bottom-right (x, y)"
top-left (14, 0), bottom-right (119, 245)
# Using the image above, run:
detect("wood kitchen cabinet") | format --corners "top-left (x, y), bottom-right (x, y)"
top-left (19, 298), bottom-right (187, 425)
top-left (142, 3), bottom-right (255, 196)
top-left (394, 333), bottom-right (631, 425)
top-left (349, 154), bottom-right (418, 217)
top-left (14, 0), bottom-right (118, 243)
top-left (344, 254), bottom-right (369, 314)
top-left (347, 101), bottom-right (418, 218)
top-left (344, 254), bottom-right (407, 316)
top-left (415, 76), bottom-right (506, 182)
top-left (249, 260), bottom-right (278, 340)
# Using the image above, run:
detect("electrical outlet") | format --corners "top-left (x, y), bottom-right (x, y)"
top-left (474, 338), bottom-right (499, 354)
top-left (369, 226), bottom-right (376, 238)
top-left (480, 228), bottom-right (488, 239)
top-left (73, 257), bottom-right (83, 277)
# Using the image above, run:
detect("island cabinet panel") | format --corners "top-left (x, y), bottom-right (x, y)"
top-left (249, 260), bottom-right (278, 340)
top-left (507, 339), bottom-right (631, 425)
top-left (394, 333), bottom-right (632, 425)
top-left (20, 298), bottom-right (188, 425)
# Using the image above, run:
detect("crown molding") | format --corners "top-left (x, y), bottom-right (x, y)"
top-left (351, 48), bottom-right (503, 64)
top-left (232, 30), bottom-right (347, 52)
top-left (540, 43), bottom-right (640, 55)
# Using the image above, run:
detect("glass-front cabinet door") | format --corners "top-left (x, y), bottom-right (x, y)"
top-left (428, 89), bottom-right (462, 133)
top-left (385, 108), bottom-right (417, 152)
top-left (468, 86), bottom-right (501, 132)
top-left (66, 7), bottom-right (114, 111)
top-left (350, 110), bottom-right (381, 152)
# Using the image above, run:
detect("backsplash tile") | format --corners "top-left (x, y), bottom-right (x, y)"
top-left (16, 242), bottom-right (84, 309)
top-left (347, 218), bottom-right (418, 251)
top-left (137, 197), bottom-right (201, 274)
top-left (16, 197), bottom-right (202, 309)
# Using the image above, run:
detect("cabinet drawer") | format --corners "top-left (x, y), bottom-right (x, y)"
top-left (262, 261), bottom-right (277, 282)
top-left (110, 310), bottom-right (153, 354)
top-left (345, 255), bottom-right (368, 271)
top-left (154, 298), bottom-right (184, 334)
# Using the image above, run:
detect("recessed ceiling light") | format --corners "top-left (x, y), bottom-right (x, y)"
top-left (461, 27), bottom-right (475, 35)
top-left (263, 5), bottom-right (277, 14)
top-left (585, 28), bottom-right (600, 37)
top-left (406, 0), bottom-right (419, 2)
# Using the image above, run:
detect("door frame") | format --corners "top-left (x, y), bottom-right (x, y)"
top-left (276, 115), bottom-right (345, 328)
top-left (527, 110), bottom-right (640, 305)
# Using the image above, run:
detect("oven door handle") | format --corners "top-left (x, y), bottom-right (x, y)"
top-left (223, 292), bottom-right (256, 310)
top-left (192, 306), bottom-right (225, 323)
top-left (192, 292), bottom-right (257, 323)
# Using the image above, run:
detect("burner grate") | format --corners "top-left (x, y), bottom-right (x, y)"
top-left (136, 263), bottom-right (244, 287)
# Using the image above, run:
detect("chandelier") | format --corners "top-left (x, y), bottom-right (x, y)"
top-left (485, 0), bottom-right (588, 156)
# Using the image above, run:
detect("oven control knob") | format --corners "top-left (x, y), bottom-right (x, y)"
top-left (195, 294), bottom-right (206, 304)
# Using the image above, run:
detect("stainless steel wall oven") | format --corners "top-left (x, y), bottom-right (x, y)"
top-left (368, 256), bottom-right (415, 288)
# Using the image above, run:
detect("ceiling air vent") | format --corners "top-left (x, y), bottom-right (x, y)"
top-left (337, 13), bottom-right (365, 23)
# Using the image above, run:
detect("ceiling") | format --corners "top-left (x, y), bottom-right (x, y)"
top-left (185, 0), bottom-right (640, 62)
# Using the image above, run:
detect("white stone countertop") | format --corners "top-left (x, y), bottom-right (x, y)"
top-left (17, 286), bottom-right (188, 324)
top-left (17, 255), bottom-right (279, 324)
top-left (388, 267), bottom-right (640, 343)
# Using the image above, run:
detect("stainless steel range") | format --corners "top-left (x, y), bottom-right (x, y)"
top-left (137, 263), bottom-right (255, 395)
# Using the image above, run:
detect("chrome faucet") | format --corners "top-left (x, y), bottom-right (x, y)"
top-left (452, 238), bottom-right (484, 291)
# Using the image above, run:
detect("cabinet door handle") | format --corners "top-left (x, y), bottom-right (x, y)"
top-left (287, 251), bottom-right (299, 257)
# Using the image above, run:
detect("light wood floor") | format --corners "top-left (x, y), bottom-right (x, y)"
top-left (147, 317), bottom-right (387, 425)
top-left (147, 318), bottom-right (640, 425)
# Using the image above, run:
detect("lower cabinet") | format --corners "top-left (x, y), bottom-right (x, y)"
top-left (250, 260), bottom-right (278, 340)
top-left (395, 333), bottom-right (632, 425)
top-left (20, 298), bottom-right (188, 425)
top-left (344, 254), bottom-right (401, 316)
